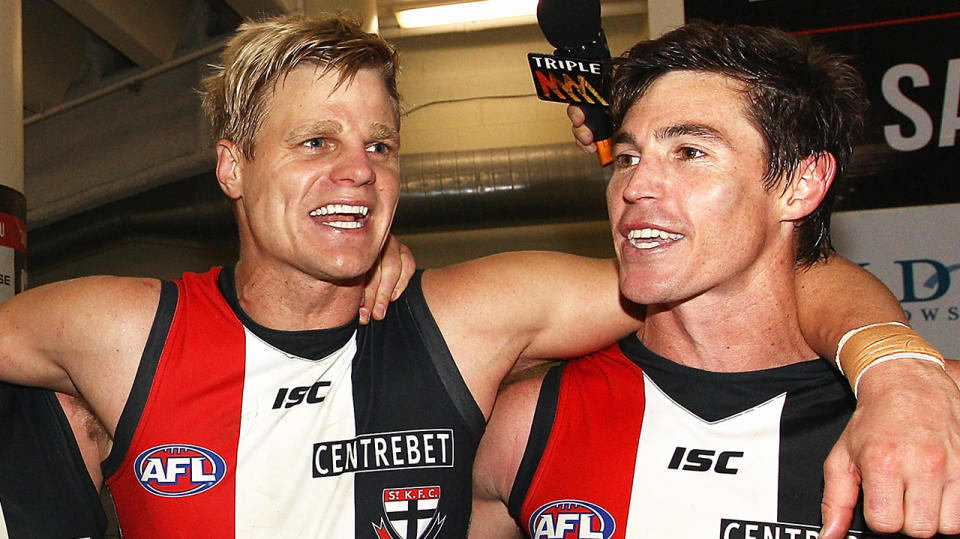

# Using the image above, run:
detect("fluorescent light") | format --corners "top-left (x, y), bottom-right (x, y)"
top-left (395, 0), bottom-right (539, 29)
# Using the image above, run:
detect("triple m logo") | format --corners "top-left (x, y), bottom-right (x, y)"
top-left (527, 53), bottom-right (609, 107)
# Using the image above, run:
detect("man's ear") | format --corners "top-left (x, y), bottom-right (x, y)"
top-left (780, 152), bottom-right (837, 221)
top-left (215, 140), bottom-right (243, 200)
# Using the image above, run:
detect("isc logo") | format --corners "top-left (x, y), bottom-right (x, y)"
top-left (135, 444), bottom-right (227, 497)
top-left (667, 446), bottom-right (744, 474)
top-left (528, 499), bottom-right (615, 539)
top-left (272, 380), bottom-right (331, 409)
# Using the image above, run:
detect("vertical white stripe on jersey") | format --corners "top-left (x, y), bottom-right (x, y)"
top-left (234, 330), bottom-right (358, 538)
top-left (0, 498), bottom-right (7, 539)
top-left (625, 374), bottom-right (785, 537)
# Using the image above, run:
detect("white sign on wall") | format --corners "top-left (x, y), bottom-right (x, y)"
top-left (832, 203), bottom-right (960, 358)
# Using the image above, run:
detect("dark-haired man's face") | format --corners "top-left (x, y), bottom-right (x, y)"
top-left (607, 70), bottom-right (794, 307)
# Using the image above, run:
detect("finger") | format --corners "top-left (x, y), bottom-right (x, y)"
top-left (566, 105), bottom-right (597, 152)
top-left (859, 457), bottom-right (905, 535)
top-left (566, 104), bottom-right (586, 127)
top-left (939, 476), bottom-right (960, 535)
top-left (820, 447), bottom-right (860, 539)
top-left (900, 451), bottom-right (946, 538)
top-left (392, 242), bottom-right (416, 301)
top-left (371, 240), bottom-right (403, 321)
top-left (903, 481), bottom-right (940, 538)
top-left (360, 255), bottom-right (383, 325)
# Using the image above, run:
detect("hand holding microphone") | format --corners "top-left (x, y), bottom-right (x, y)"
top-left (567, 104), bottom-right (602, 156)
top-left (529, 0), bottom-right (614, 166)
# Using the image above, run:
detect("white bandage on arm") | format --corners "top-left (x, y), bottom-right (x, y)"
top-left (835, 321), bottom-right (946, 397)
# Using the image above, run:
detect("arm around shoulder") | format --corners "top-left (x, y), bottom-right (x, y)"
top-left (795, 255), bottom-right (907, 362)
top-left (424, 251), bottom-right (641, 371)
top-left (423, 252), bottom-right (640, 416)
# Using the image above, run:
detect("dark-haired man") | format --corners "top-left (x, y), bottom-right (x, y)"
top-left (473, 21), bottom-right (960, 539)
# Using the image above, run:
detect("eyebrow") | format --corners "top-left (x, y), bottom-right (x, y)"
top-left (612, 130), bottom-right (636, 146)
top-left (285, 120), bottom-right (342, 144)
top-left (370, 122), bottom-right (400, 142)
top-left (656, 123), bottom-right (730, 147)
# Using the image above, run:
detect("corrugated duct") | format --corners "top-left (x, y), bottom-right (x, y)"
top-left (29, 142), bottom-right (611, 271)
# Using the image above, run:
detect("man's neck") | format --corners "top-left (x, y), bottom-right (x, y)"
top-left (640, 266), bottom-right (817, 373)
top-left (232, 258), bottom-right (364, 332)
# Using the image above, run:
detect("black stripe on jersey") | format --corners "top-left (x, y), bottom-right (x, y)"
top-left (217, 265), bottom-right (357, 360)
top-left (403, 270), bottom-right (485, 442)
top-left (776, 365), bottom-right (861, 527)
top-left (103, 279), bottom-right (178, 478)
top-left (620, 335), bottom-right (829, 422)
top-left (507, 364), bottom-right (563, 523)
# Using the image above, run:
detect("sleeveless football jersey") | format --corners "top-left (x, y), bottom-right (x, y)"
top-left (510, 336), bottom-right (886, 539)
top-left (104, 267), bottom-right (484, 538)
top-left (0, 383), bottom-right (106, 538)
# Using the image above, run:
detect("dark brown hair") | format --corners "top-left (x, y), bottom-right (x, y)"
top-left (610, 21), bottom-right (868, 265)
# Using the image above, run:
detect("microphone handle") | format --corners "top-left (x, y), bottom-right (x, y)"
top-left (582, 104), bottom-right (613, 167)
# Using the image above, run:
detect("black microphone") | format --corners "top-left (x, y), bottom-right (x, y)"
top-left (531, 0), bottom-right (614, 166)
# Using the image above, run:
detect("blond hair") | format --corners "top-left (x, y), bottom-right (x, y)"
top-left (201, 14), bottom-right (399, 159)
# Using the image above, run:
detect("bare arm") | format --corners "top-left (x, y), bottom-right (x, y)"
top-left (796, 255), bottom-right (907, 361)
top-left (422, 251), bottom-right (642, 416)
top-left (0, 276), bottom-right (160, 435)
top-left (796, 257), bottom-right (960, 538)
top-left (471, 374), bottom-right (543, 539)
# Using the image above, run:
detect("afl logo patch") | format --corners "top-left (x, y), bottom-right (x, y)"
top-left (528, 499), bottom-right (615, 539)
top-left (134, 444), bottom-right (227, 497)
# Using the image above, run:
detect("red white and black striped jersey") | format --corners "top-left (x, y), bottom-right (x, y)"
top-left (104, 267), bottom-right (483, 538)
top-left (510, 336), bottom-right (886, 539)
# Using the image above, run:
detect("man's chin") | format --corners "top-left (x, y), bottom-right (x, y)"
top-left (309, 257), bottom-right (379, 287)
top-left (619, 277), bottom-right (675, 307)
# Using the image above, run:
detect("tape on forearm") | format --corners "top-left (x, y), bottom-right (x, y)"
top-left (835, 321), bottom-right (945, 397)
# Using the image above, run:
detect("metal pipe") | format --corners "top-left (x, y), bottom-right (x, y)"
top-left (29, 142), bottom-right (610, 270)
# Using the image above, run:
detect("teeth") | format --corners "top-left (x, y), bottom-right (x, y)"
top-left (627, 228), bottom-right (683, 241)
top-left (323, 221), bottom-right (363, 229)
top-left (309, 204), bottom-right (369, 217)
top-left (627, 227), bottom-right (683, 249)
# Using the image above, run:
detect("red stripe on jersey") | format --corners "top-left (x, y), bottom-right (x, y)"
top-left (520, 345), bottom-right (647, 539)
top-left (107, 269), bottom-right (246, 537)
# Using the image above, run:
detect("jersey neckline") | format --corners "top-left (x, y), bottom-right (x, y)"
top-left (217, 265), bottom-right (358, 361)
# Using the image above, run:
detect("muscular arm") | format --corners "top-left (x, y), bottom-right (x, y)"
top-left (0, 276), bottom-right (160, 436)
top-left (795, 257), bottom-right (960, 537)
top-left (796, 256), bottom-right (907, 361)
top-left (471, 374), bottom-right (543, 539)
top-left (424, 250), bottom-right (910, 417)
top-left (422, 252), bottom-right (642, 416)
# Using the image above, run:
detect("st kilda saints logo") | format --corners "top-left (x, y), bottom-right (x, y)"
top-left (372, 486), bottom-right (446, 539)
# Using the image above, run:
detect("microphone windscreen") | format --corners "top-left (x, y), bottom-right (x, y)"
top-left (536, 0), bottom-right (602, 48)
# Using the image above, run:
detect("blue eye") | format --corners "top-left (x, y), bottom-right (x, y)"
top-left (366, 142), bottom-right (391, 155)
top-left (304, 138), bottom-right (326, 148)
